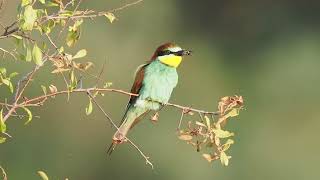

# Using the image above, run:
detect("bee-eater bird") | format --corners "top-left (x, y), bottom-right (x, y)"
top-left (108, 42), bottom-right (191, 154)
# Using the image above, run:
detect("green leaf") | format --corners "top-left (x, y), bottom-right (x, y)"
top-left (66, 30), bottom-right (80, 47)
top-left (0, 137), bottom-right (6, 143)
top-left (37, 171), bottom-right (49, 180)
top-left (73, 49), bottom-right (87, 59)
top-left (21, 5), bottom-right (38, 31)
top-left (32, 43), bottom-right (43, 65)
top-left (58, 46), bottom-right (64, 54)
top-left (42, 19), bottom-right (55, 34)
top-left (22, 107), bottom-right (33, 125)
top-left (0, 109), bottom-right (7, 133)
top-left (8, 81), bottom-right (13, 93)
top-left (38, 0), bottom-right (46, 4)
top-left (104, 13), bottom-right (116, 23)
top-left (69, 70), bottom-right (77, 90)
top-left (1, 79), bottom-right (10, 86)
top-left (26, 47), bottom-right (32, 62)
top-left (85, 99), bottom-right (93, 115)
top-left (212, 128), bottom-right (234, 138)
top-left (73, 19), bottom-right (83, 29)
top-left (0, 68), bottom-right (6, 76)
top-left (224, 108), bottom-right (240, 119)
top-left (21, 0), bottom-right (31, 7)
top-left (9, 72), bottom-right (19, 78)
top-left (41, 85), bottom-right (47, 95)
top-left (66, 20), bottom-right (82, 47)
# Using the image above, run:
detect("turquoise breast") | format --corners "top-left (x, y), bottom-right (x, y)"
top-left (135, 60), bottom-right (178, 110)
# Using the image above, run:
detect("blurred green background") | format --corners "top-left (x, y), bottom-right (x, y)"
top-left (1, 0), bottom-right (320, 179)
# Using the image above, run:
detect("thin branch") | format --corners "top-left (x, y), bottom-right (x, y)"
top-left (0, 47), bottom-right (17, 60)
top-left (0, 21), bottom-right (18, 39)
top-left (177, 110), bottom-right (184, 130)
top-left (2, 86), bottom-right (219, 123)
top-left (16, 88), bottom-right (219, 116)
top-left (109, 0), bottom-right (144, 13)
top-left (43, 0), bottom-right (143, 21)
top-left (86, 90), bottom-right (153, 169)
top-left (56, 0), bottom-right (83, 40)
top-left (3, 65), bottom-right (42, 122)
top-left (166, 103), bottom-right (220, 115)
top-left (19, 88), bottom-right (137, 107)
top-left (45, 34), bottom-right (59, 51)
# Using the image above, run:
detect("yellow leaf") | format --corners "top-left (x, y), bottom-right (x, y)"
top-left (51, 68), bottom-right (70, 74)
top-left (212, 129), bottom-right (234, 138)
top-left (0, 137), bottom-right (6, 143)
top-left (178, 134), bottom-right (193, 141)
top-left (220, 139), bottom-right (234, 152)
top-left (37, 171), bottom-right (49, 180)
top-left (22, 107), bottom-right (33, 125)
top-left (21, 5), bottom-right (37, 31)
top-left (104, 12), bottom-right (116, 23)
top-left (220, 152), bottom-right (231, 166)
top-left (85, 99), bottom-right (93, 115)
top-left (32, 43), bottom-right (43, 66)
top-left (0, 109), bottom-right (6, 133)
top-left (224, 108), bottom-right (240, 118)
top-left (204, 115), bottom-right (211, 129)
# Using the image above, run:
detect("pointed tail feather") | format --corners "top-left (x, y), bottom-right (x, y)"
top-left (107, 142), bottom-right (117, 155)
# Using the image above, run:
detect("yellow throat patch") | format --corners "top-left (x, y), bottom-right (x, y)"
top-left (159, 55), bottom-right (182, 68)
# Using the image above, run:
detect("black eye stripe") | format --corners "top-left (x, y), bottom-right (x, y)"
top-left (158, 50), bottom-right (184, 56)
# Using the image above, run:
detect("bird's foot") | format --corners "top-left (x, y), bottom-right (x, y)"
top-left (112, 133), bottom-right (128, 144)
top-left (182, 107), bottom-right (193, 115)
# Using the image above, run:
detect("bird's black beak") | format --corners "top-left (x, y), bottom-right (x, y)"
top-left (182, 50), bottom-right (192, 56)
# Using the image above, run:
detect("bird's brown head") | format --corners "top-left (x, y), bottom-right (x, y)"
top-left (150, 42), bottom-right (192, 68)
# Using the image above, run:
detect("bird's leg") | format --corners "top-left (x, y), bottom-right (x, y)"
top-left (149, 100), bottom-right (166, 123)
top-left (182, 107), bottom-right (192, 114)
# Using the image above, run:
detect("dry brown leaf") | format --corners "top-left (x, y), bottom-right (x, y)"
top-left (178, 134), bottom-right (193, 141)
top-left (51, 68), bottom-right (70, 74)
top-left (49, 84), bottom-right (57, 94)
top-left (195, 121), bottom-right (206, 127)
top-left (202, 153), bottom-right (213, 162)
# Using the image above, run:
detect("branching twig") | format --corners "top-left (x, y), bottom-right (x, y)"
top-left (86, 90), bottom-right (153, 169)
top-left (43, 0), bottom-right (143, 21)
top-left (0, 47), bottom-right (17, 60)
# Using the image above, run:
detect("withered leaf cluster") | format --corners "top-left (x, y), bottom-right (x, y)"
top-left (178, 95), bottom-right (244, 166)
